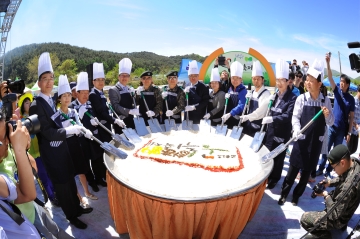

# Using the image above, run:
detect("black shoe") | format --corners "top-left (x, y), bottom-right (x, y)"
top-left (97, 180), bottom-right (107, 187)
top-left (291, 197), bottom-right (299, 206)
top-left (89, 183), bottom-right (99, 192)
top-left (69, 218), bottom-right (87, 229)
top-left (278, 195), bottom-right (287, 205)
top-left (79, 207), bottom-right (93, 215)
top-left (315, 170), bottom-right (323, 177)
top-left (267, 181), bottom-right (277, 189)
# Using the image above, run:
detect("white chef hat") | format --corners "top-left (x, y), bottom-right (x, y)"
top-left (119, 58), bottom-right (132, 75)
top-left (188, 60), bottom-right (199, 75)
top-left (252, 60), bottom-right (263, 77)
top-left (276, 59), bottom-right (289, 80)
top-left (38, 52), bottom-right (53, 78)
top-left (210, 68), bottom-right (220, 82)
top-left (307, 58), bottom-right (324, 81)
top-left (93, 62), bottom-right (105, 80)
top-left (58, 75), bottom-right (71, 96)
top-left (76, 72), bottom-right (89, 91)
top-left (230, 61), bottom-right (243, 78)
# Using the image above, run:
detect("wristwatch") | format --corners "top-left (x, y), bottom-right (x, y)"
top-left (348, 132), bottom-right (352, 136)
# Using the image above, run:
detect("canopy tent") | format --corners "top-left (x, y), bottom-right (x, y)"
top-left (322, 76), bottom-right (357, 92)
top-left (178, 59), bottom-right (203, 85)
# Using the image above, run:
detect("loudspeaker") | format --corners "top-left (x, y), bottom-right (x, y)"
top-left (86, 63), bottom-right (94, 89)
top-left (349, 53), bottom-right (360, 72)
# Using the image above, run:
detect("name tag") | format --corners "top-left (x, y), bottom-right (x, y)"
top-left (271, 107), bottom-right (282, 113)
top-left (51, 111), bottom-right (60, 121)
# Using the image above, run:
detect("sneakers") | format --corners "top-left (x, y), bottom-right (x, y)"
top-left (315, 170), bottom-right (323, 177)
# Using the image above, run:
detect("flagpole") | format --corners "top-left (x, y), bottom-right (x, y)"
top-left (338, 51), bottom-right (342, 75)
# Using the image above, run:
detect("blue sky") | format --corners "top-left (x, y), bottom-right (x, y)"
top-left (7, 0), bottom-right (360, 77)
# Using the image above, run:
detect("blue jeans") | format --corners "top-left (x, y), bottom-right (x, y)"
top-left (317, 126), bottom-right (345, 173)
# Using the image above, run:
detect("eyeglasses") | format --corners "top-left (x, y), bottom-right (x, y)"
top-left (119, 74), bottom-right (130, 78)
top-left (296, 75), bottom-right (303, 78)
top-left (331, 161), bottom-right (341, 169)
top-left (94, 79), bottom-right (105, 82)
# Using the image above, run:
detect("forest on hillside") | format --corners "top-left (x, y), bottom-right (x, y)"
top-left (3, 42), bottom-right (206, 87)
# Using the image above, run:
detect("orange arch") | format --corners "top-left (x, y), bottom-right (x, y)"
top-left (199, 47), bottom-right (224, 81)
top-left (248, 48), bottom-right (276, 86)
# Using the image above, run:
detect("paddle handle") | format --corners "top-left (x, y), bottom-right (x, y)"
top-left (186, 93), bottom-right (189, 125)
top-left (165, 99), bottom-right (171, 121)
top-left (236, 96), bottom-right (251, 127)
top-left (60, 112), bottom-right (76, 126)
top-left (131, 96), bottom-right (140, 120)
top-left (259, 96), bottom-right (275, 133)
top-left (107, 103), bottom-right (128, 130)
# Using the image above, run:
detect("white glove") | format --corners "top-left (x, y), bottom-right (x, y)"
top-left (245, 92), bottom-right (252, 98)
top-left (65, 125), bottom-right (83, 136)
top-left (225, 93), bottom-right (231, 99)
top-left (62, 119), bottom-right (73, 128)
top-left (78, 105), bottom-right (87, 119)
top-left (161, 91), bottom-right (168, 99)
top-left (90, 118), bottom-right (98, 126)
top-left (82, 127), bottom-right (93, 139)
top-left (129, 87), bottom-right (135, 94)
top-left (146, 110), bottom-right (155, 117)
top-left (129, 108), bottom-right (140, 116)
top-left (203, 113), bottom-right (210, 120)
top-left (240, 115), bottom-right (249, 122)
top-left (292, 130), bottom-right (304, 141)
top-left (166, 110), bottom-right (174, 117)
top-left (184, 86), bottom-right (191, 93)
top-left (136, 86), bottom-right (144, 95)
top-left (114, 119), bottom-right (126, 128)
top-left (261, 116), bottom-right (273, 124)
top-left (185, 105), bottom-right (196, 112)
top-left (221, 113), bottom-right (231, 122)
top-left (269, 94), bottom-right (276, 101)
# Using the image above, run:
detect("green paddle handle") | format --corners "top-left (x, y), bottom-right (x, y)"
top-left (245, 97), bottom-right (250, 105)
top-left (61, 112), bottom-right (76, 125)
top-left (85, 111), bottom-right (93, 119)
top-left (108, 103), bottom-right (114, 112)
top-left (268, 99), bottom-right (274, 108)
top-left (185, 92), bottom-right (188, 100)
top-left (225, 98), bottom-right (228, 105)
top-left (313, 109), bottom-right (324, 120)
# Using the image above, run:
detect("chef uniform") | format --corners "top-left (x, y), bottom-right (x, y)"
top-left (184, 60), bottom-right (209, 124)
top-left (242, 61), bottom-right (270, 137)
top-left (262, 59), bottom-right (297, 190)
top-left (109, 58), bottom-right (137, 134)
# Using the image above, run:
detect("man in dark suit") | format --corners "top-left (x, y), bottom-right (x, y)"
top-left (88, 63), bottom-right (125, 183)
top-left (29, 52), bottom-right (92, 229)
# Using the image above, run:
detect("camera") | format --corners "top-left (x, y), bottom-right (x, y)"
top-left (218, 55), bottom-right (226, 66)
top-left (348, 42), bottom-right (360, 73)
top-left (5, 79), bottom-right (25, 94)
top-left (6, 115), bottom-right (41, 138)
top-left (311, 182), bottom-right (326, 198)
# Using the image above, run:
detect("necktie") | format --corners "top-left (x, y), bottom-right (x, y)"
top-left (48, 97), bottom-right (55, 112)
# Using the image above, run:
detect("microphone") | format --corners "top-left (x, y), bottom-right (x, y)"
top-left (348, 42), bottom-right (360, 49)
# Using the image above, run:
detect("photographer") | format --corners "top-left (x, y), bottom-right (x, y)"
top-left (290, 59), bottom-right (300, 73)
top-left (0, 119), bottom-right (40, 238)
top-left (214, 56), bottom-right (231, 92)
top-left (301, 144), bottom-right (360, 238)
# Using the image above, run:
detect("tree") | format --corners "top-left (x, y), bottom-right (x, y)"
top-left (55, 59), bottom-right (78, 81)
top-left (26, 52), bottom-right (60, 82)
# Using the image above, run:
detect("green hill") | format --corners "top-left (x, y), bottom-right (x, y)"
top-left (3, 42), bottom-right (206, 86)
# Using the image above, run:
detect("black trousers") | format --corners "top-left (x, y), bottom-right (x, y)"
top-left (52, 177), bottom-right (81, 220)
top-left (91, 156), bottom-right (107, 181)
top-left (281, 164), bottom-right (311, 199)
top-left (268, 149), bottom-right (287, 184)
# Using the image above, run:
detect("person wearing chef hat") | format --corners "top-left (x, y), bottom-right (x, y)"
top-left (89, 62), bottom-right (126, 143)
top-left (203, 68), bottom-right (226, 126)
top-left (70, 72), bottom-right (107, 193)
top-left (241, 61), bottom-right (271, 137)
top-left (29, 52), bottom-right (93, 229)
top-left (161, 70), bottom-right (185, 124)
top-left (220, 61), bottom-right (247, 128)
top-left (183, 60), bottom-right (209, 124)
top-left (57, 75), bottom-right (98, 203)
top-left (278, 59), bottom-right (334, 206)
top-left (260, 59), bottom-right (297, 192)
top-left (136, 70), bottom-right (163, 125)
top-left (109, 58), bottom-right (138, 134)
top-left (70, 81), bottom-right (77, 101)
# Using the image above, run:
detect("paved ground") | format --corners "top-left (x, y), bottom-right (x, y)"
top-left (36, 140), bottom-right (360, 239)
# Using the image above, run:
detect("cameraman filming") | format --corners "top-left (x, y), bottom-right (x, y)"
top-left (300, 144), bottom-right (360, 238)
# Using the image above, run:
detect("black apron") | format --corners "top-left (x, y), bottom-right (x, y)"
top-left (225, 88), bottom-right (245, 128)
top-left (139, 89), bottom-right (160, 126)
top-left (59, 109), bottom-right (90, 175)
top-left (208, 91), bottom-right (225, 126)
top-left (289, 94), bottom-right (326, 171)
top-left (90, 89), bottom-right (112, 143)
top-left (187, 86), bottom-right (203, 124)
top-left (162, 86), bottom-right (182, 124)
top-left (113, 84), bottom-right (135, 134)
top-left (243, 89), bottom-right (269, 137)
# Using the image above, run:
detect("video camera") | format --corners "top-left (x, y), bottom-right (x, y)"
top-left (348, 42), bottom-right (360, 73)
top-left (218, 55), bottom-right (226, 67)
top-left (1, 79), bottom-right (26, 121)
top-left (5, 115), bottom-right (41, 138)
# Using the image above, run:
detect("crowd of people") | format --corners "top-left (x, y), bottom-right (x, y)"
top-left (0, 51), bottom-right (359, 238)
